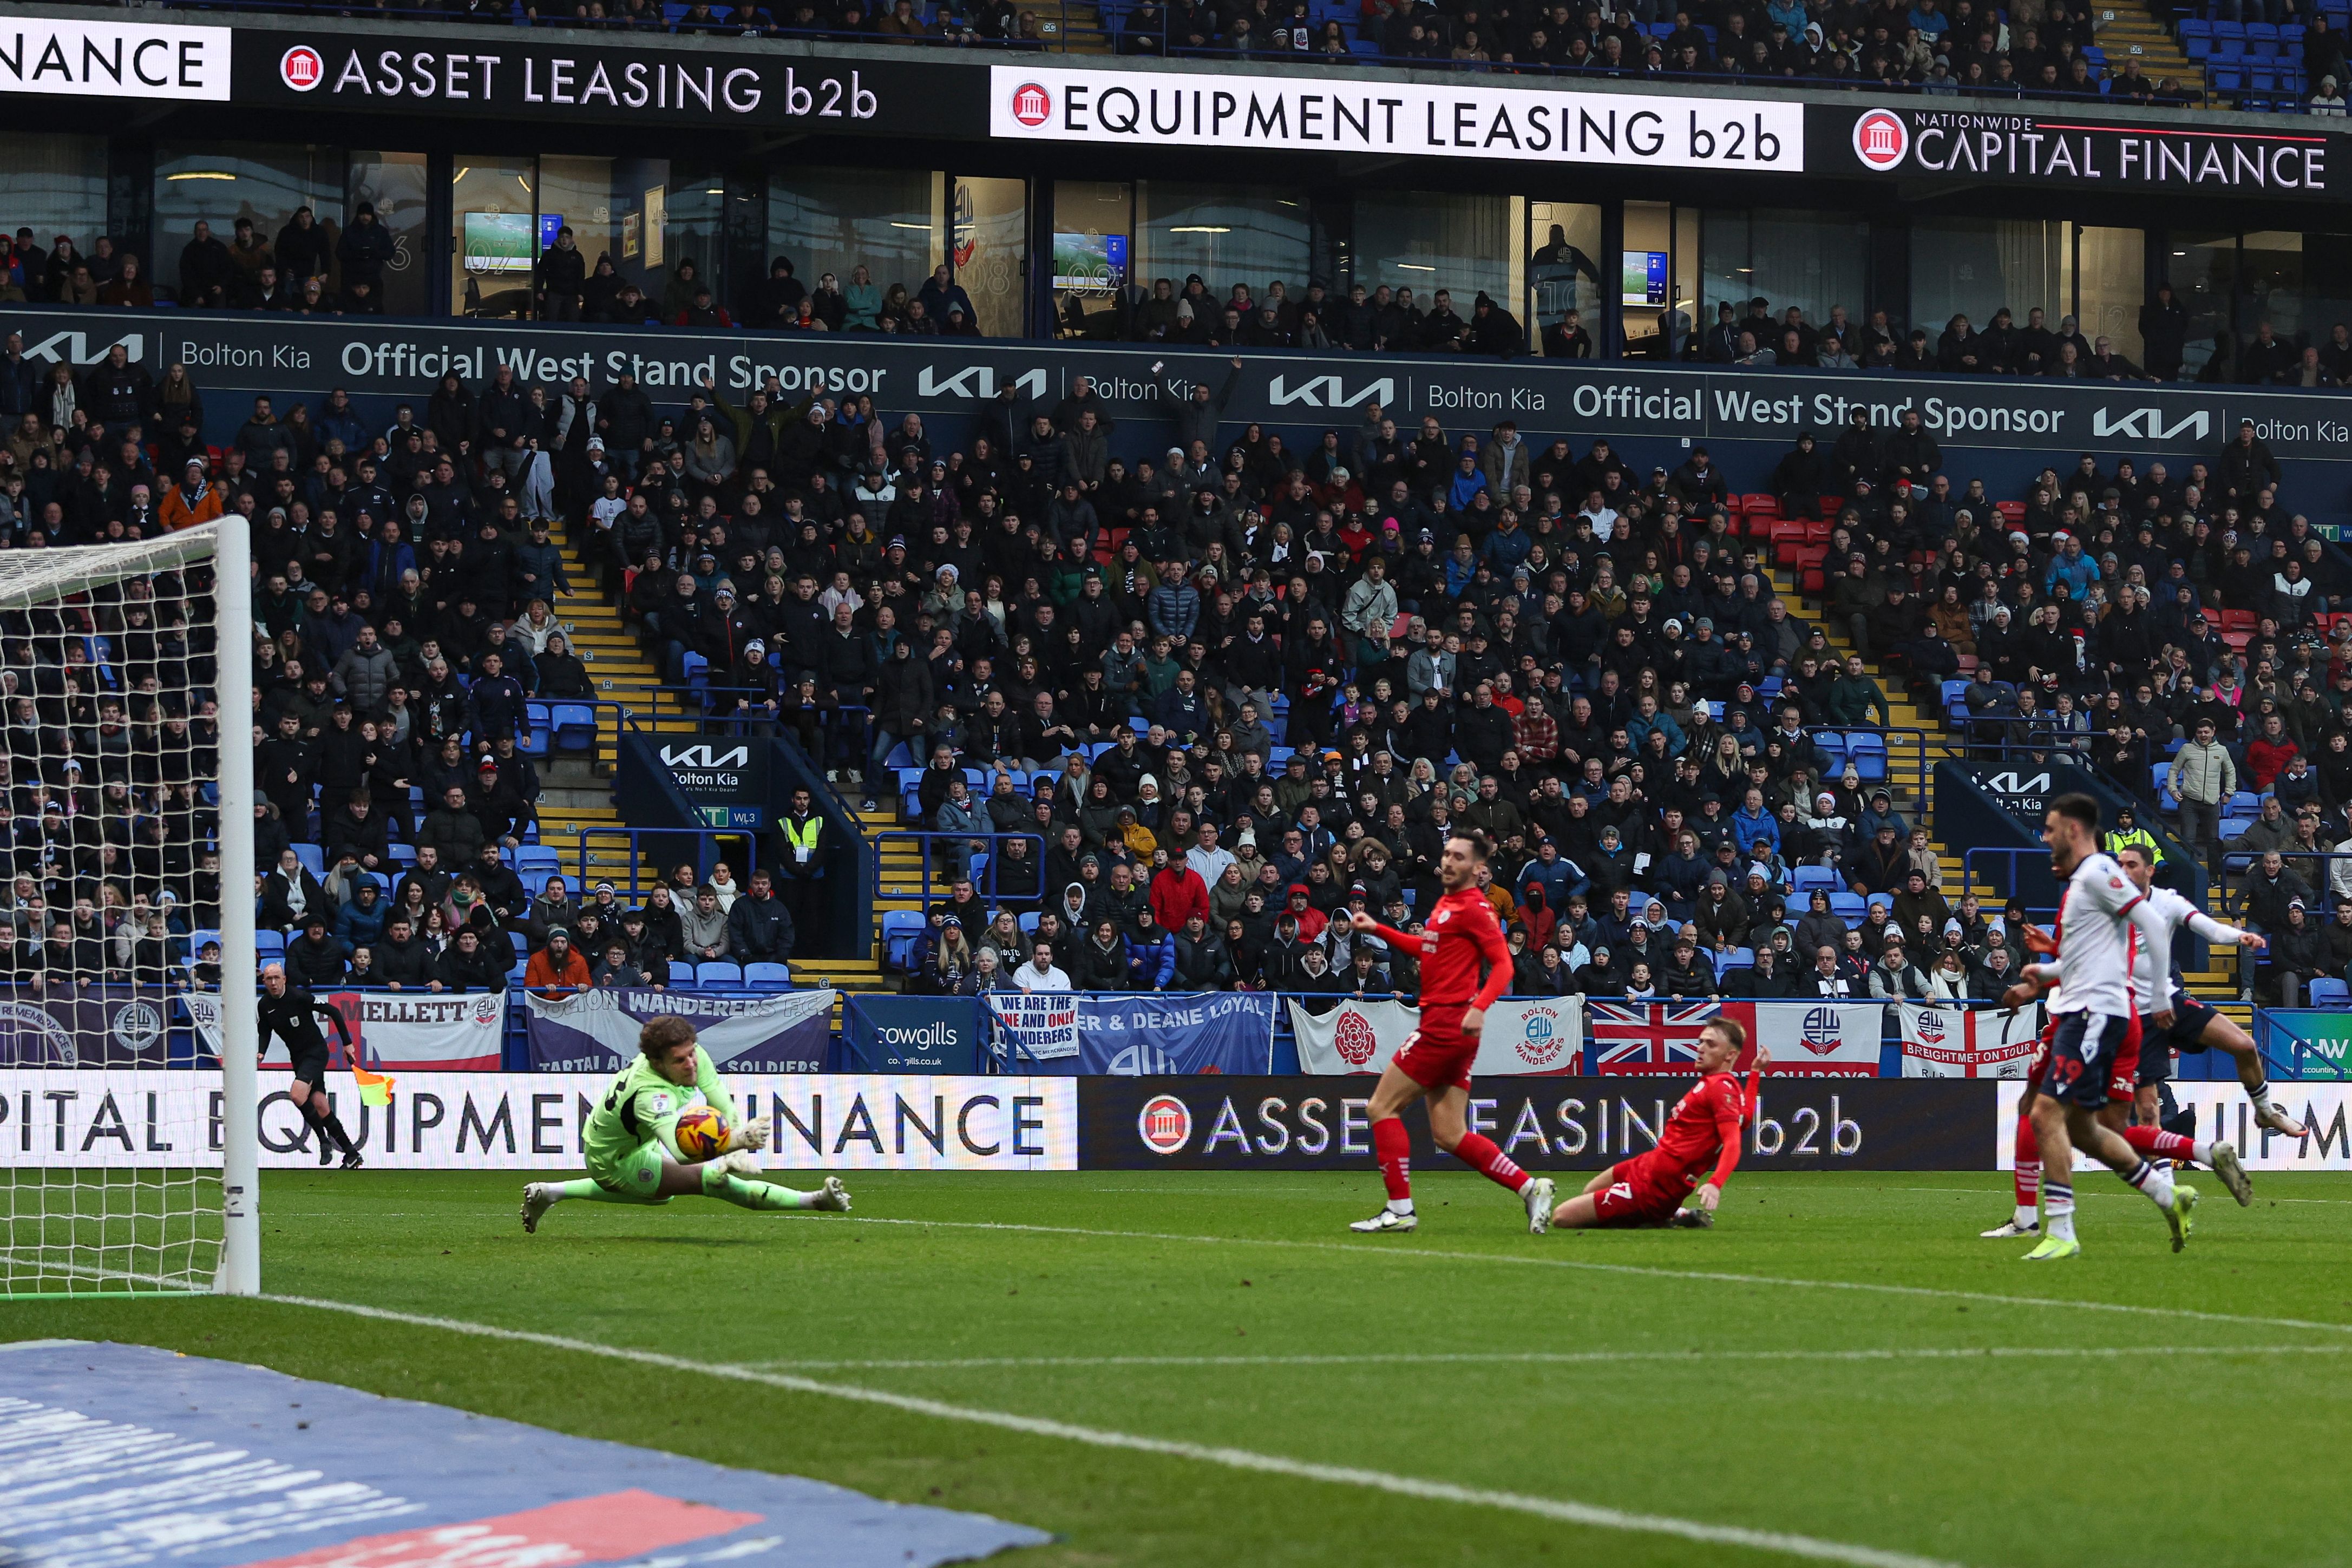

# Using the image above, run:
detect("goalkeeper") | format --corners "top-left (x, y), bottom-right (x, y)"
top-left (522, 1015), bottom-right (849, 1231)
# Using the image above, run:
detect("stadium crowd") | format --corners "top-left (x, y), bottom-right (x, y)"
top-left (4, 265), bottom-right (2352, 1004)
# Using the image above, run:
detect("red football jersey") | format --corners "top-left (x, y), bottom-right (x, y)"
top-left (1649, 1070), bottom-right (1757, 1190)
top-left (1368, 888), bottom-right (1512, 1014)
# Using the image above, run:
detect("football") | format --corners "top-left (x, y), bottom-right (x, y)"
top-left (671, 1106), bottom-right (729, 1162)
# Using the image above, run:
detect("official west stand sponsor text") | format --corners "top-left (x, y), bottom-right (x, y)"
top-left (12, 307), bottom-right (2352, 465)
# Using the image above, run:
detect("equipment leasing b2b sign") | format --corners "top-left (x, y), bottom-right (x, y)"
top-left (991, 64), bottom-right (1803, 170)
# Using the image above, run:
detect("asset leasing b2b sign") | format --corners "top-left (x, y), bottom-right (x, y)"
top-left (992, 64), bottom-right (1802, 170)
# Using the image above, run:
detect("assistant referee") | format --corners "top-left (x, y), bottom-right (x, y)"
top-left (258, 964), bottom-right (363, 1169)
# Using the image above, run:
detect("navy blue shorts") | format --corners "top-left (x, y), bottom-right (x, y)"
top-left (2040, 1011), bottom-right (2133, 1110)
top-left (2147, 998), bottom-right (2218, 1081)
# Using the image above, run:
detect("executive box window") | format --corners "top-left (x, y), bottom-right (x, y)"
top-left (1699, 209), bottom-right (1868, 347)
top-left (1621, 200), bottom-right (1699, 358)
top-left (154, 142), bottom-right (345, 305)
top-left (454, 155), bottom-right (722, 320)
top-left (1354, 191), bottom-right (1522, 337)
top-left (1911, 218), bottom-right (2145, 363)
top-left (2, 135), bottom-right (106, 267)
top-left (350, 152), bottom-right (428, 317)
top-left (1137, 183), bottom-right (1311, 303)
top-left (766, 167), bottom-right (944, 329)
top-left (2168, 228), bottom-right (2352, 379)
top-left (1526, 201), bottom-right (1602, 358)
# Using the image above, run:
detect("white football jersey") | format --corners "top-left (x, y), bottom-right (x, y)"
top-left (2048, 851), bottom-right (2142, 1018)
top-left (2140, 884), bottom-right (2202, 1006)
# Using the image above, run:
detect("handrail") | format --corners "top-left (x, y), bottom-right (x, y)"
top-left (531, 824), bottom-right (766, 903)
top-left (872, 829), bottom-right (1047, 929)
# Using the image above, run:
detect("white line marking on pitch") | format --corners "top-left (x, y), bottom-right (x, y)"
top-left (741, 1344), bottom-right (2352, 1373)
top-left (841, 1215), bottom-right (2352, 1336)
top-left (266, 1294), bottom-right (1967, 1568)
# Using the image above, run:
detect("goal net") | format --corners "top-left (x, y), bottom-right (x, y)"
top-left (0, 520), bottom-right (255, 1297)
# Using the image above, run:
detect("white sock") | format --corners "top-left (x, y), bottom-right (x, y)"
top-left (2013, 1203), bottom-right (2038, 1229)
top-left (2125, 1159), bottom-right (2177, 1210)
top-left (1386, 1198), bottom-right (1414, 1216)
top-left (2045, 1184), bottom-right (2076, 1242)
top-left (2248, 1078), bottom-right (2277, 1112)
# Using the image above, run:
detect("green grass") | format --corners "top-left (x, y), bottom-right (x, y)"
top-left (14, 1169), bottom-right (2352, 1568)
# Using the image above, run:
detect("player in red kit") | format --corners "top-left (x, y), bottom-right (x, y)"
top-left (1344, 829), bottom-right (1557, 1235)
top-left (1547, 1020), bottom-right (1765, 1230)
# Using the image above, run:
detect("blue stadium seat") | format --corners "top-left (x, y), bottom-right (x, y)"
top-left (882, 910), bottom-right (925, 970)
top-left (1830, 891), bottom-right (1868, 927)
top-left (291, 843), bottom-right (324, 877)
top-left (1866, 893), bottom-right (1895, 916)
top-left (255, 930), bottom-right (286, 961)
top-left (743, 961), bottom-right (792, 990)
top-left (2309, 977), bottom-right (2350, 1007)
top-left (1846, 733), bottom-right (1889, 781)
top-left (1792, 865), bottom-right (1840, 896)
top-left (509, 930), bottom-right (529, 961)
top-left (1018, 911), bottom-right (1041, 934)
top-left (520, 703), bottom-right (552, 758)
top-left (552, 704), bottom-right (597, 752)
top-left (1720, 947), bottom-right (1757, 972)
top-left (696, 961), bottom-right (743, 988)
top-left (514, 847), bottom-right (561, 883)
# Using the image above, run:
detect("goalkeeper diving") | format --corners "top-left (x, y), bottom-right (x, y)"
top-left (522, 1015), bottom-right (849, 1231)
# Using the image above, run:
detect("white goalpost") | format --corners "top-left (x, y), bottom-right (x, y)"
top-left (0, 520), bottom-right (256, 1297)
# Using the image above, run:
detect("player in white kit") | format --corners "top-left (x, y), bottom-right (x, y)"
top-left (2112, 844), bottom-right (2306, 1140)
top-left (2006, 794), bottom-right (2200, 1261)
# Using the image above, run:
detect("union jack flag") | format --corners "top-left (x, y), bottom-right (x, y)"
top-left (1589, 1001), bottom-right (1722, 1074)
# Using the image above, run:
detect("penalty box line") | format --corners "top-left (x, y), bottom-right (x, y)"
top-left (267, 1293), bottom-right (1967, 1568)
top-left (841, 1215), bottom-right (2352, 1337)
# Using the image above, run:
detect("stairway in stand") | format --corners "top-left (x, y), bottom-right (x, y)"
top-left (1761, 550), bottom-right (2246, 1005)
top-left (540, 537), bottom-right (890, 1000)
top-left (2097, 4), bottom-right (2210, 100)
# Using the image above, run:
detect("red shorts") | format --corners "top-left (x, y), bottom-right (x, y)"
top-left (1392, 1015), bottom-right (1476, 1093)
top-left (2108, 1013), bottom-right (2143, 1103)
top-left (1591, 1154), bottom-right (1696, 1227)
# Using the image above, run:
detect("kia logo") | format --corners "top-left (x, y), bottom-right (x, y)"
top-left (1010, 82), bottom-right (1051, 127)
top-left (280, 45), bottom-right (325, 91)
top-left (1852, 108), bottom-right (1907, 171)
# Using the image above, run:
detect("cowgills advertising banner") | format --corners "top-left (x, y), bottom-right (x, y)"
top-left (844, 994), bottom-right (982, 1074)
top-left (1087, 1074), bottom-right (1991, 1170)
top-left (0, 1068), bottom-right (1075, 1171)
top-left (523, 986), bottom-right (834, 1073)
top-left (12, 306), bottom-right (2352, 467)
top-left (2252, 1009), bottom-right (2352, 1081)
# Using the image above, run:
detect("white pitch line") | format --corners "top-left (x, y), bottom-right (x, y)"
top-left (266, 1293), bottom-right (1966, 1568)
top-left (742, 1343), bottom-right (2352, 1373)
top-left (840, 1215), bottom-right (2352, 1336)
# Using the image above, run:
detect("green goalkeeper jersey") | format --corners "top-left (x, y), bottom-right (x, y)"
top-left (582, 1045), bottom-right (733, 1171)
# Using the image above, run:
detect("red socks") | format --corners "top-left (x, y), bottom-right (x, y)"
top-left (1452, 1131), bottom-right (1532, 1195)
top-left (2122, 1124), bottom-right (2198, 1161)
top-left (1372, 1117), bottom-right (1413, 1202)
top-left (2013, 1112), bottom-right (2040, 1211)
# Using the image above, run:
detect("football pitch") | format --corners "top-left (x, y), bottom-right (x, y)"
top-left (18, 1169), bottom-right (2352, 1568)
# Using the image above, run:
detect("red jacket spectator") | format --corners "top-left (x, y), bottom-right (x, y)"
top-left (1149, 863), bottom-right (1210, 934)
top-left (2248, 733), bottom-right (2300, 791)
